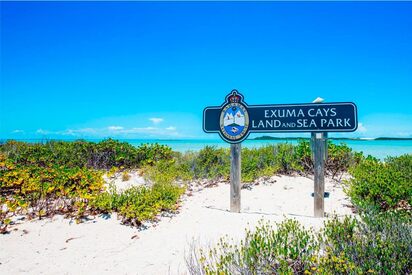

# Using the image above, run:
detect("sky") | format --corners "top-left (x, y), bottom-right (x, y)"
top-left (1, 1), bottom-right (412, 140)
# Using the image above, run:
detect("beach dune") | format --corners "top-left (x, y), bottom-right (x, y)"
top-left (0, 175), bottom-right (353, 274)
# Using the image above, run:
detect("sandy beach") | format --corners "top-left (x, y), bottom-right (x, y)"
top-left (0, 175), bottom-right (353, 275)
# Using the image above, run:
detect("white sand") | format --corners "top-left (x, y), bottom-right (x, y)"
top-left (0, 175), bottom-right (353, 274)
top-left (103, 170), bottom-right (147, 191)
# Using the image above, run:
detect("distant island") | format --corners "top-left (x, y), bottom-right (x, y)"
top-left (252, 136), bottom-right (412, 141)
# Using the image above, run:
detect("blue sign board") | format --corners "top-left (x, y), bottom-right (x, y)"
top-left (203, 90), bottom-right (358, 143)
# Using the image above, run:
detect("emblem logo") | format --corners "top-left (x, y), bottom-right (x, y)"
top-left (219, 91), bottom-right (250, 142)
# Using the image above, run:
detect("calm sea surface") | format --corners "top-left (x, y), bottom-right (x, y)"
top-left (2, 139), bottom-right (412, 160)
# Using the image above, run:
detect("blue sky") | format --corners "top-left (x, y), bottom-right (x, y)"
top-left (1, 2), bottom-right (412, 139)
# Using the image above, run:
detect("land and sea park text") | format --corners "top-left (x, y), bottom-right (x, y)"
top-left (251, 106), bottom-right (351, 130)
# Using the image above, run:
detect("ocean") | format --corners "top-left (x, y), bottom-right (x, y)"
top-left (2, 138), bottom-right (411, 160)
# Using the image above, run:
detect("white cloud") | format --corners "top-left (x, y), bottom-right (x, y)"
top-left (121, 127), bottom-right (157, 134)
top-left (357, 122), bottom-right (367, 133)
top-left (107, 126), bottom-right (124, 131)
top-left (11, 129), bottom-right (24, 134)
top-left (28, 124), bottom-right (183, 138)
top-left (395, 132), bottom-right (412, 137)
top-left (36, 129), bottom-right (49, 134)
top-left (62, 128), bottom-right (96, 135)
top-left (149, 117), bottom-right (163, 124)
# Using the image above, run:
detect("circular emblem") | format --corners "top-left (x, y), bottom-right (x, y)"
top-left (219, 102), bottom-right (249, 142)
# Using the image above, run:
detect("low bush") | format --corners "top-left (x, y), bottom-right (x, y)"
top-left (191, 146), bottom-right (230, 180)
top-left (295, 140), bottom-right (362, 178)
top-left (187, 220), bottom-right (319, 274)
top-left (346, 154), bottom-right (412, 212)
top-left (242, 144), bottom-right (302, 181)
top-left (0, 153), bottom-right (104, 231)
top-left (0, 139), bottom-right (173, 169)
top-left (90, 182), bottom-right (184, 227)
top-left (0, 139), bottom-right (177, 232)
top-left (143, 159), bottom-right (192, 185)
top-left (187, 219), bottom-right (319, 274)
top-left (320, 212), bottom-right (412, 274)
top-left (188, 214), bottom-right (412, 274)
top-left (135, 143), bottom-right (173, 166)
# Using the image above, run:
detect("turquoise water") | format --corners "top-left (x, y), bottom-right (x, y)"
top-left (125, 139), bottom-right (412, 160)
top-left (2, 138), bottom-right (412, 160)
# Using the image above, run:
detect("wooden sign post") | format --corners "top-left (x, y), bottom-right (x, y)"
top-left (312, 132), bottom-right (326, 217)
top-left (230, 143), bottom-right (241, 212)
top-left (203, 90), bottom-right (357, 215)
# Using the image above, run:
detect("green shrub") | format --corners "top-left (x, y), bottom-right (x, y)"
top-left (241, 144), bottom-right (301, 181)
top-left (190, 146), bottom-right (230, 180)
top-left (188, 219), bottom-right (319, 274)
top-left (295, 139), bottom-right (313, 172)
top-left (188, 215), bottom-right (412, 274)
top-left (0, 153), bottom-right (105, 221)
top-left (90, 182), bottom-right (184, 226)
top-left (295, 140), bottom-right (363, 178)
top-left (320, 213), bottom-right (412, 274)
top-left (0, 139), bottom-right (173, 169)
top-left (135, 143), bottom-right (173, 166)
top-left (143, 159), bottom-right (192, 185)
top-left (242, 146), bottom-right (277, 182)
top-left (346, 154), bottom-right (412, 211)
top-left (326, 142), bottom-right (362, 178)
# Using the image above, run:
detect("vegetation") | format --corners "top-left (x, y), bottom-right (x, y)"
top-left (0, 139), bottom-right (178, 233)
top-left (188, 219), bottom-right (319, 274)
top-left (90, 183), bottom-right (184, 227)
top-left (144, 141), bottom-right (360, 184)
top-left (0, 139), bottom-right (173, 169)
top-left (188, 153), bottom-right (412, 274)
top-left (0, 138), bottom-right (366, 233)
top-left (346, 154), bottom-right (412, 212)
top-left (188, 213), bottom-right (412, 274)
top-left (2, 137), bottom-right (409, 275)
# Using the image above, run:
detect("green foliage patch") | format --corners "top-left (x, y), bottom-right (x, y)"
top-left (90, 182), bottom-right (185, 227)
top-left (0, 139), bottom-right (173, 169)
top-left (188, 214), bottom-right (412, 274)
top-left (0, 153), bottom-right (105, 232)
top-left (346, 154), bottom-right (412, 212)
top-left (0, 140), bottom-right (177, 233)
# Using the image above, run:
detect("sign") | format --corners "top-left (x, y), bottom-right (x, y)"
top-left (203, 90), bottom-right (358, 143)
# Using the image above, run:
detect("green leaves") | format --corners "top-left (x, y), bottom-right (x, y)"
top-left (347, 154), bottom-right (412, 212)
top-left (192, 215), bottom-right (412, 274)
top-left (0, 139), bottom-right (173, 170)
top-left (194, 219), bottom-right (319, 274)
top-left (90, 182), bottom-right (184, 226)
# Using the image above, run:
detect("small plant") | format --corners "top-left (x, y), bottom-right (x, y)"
top-left (121, 171), bottom-right (131, 181)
